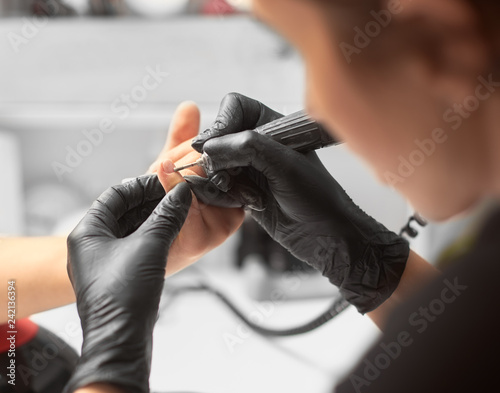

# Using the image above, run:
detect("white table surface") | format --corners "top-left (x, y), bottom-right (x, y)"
top-left (31, 265), bottom-right (380, 393)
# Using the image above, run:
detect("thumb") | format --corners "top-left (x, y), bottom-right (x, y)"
top-left (135, 182), bottom-right (192, 245)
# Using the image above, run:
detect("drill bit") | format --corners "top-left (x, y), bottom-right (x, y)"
top-left (173, 158), bottom-right (204, 172)
top-left (173, 162), bottom-right (199, 172)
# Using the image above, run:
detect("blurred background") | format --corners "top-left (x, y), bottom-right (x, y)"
top-left (0, 1), bottom-right (491, 392)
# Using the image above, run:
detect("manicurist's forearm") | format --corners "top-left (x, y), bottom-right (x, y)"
top-left (74, 384), bottom-right (125, 393)
top-left (368, 250), bottom-right (440, 329)
top-left (0, 237), bottom-right (74, 323)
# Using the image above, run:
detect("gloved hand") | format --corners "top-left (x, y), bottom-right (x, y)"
top-left (63, 175), bottom-right (191, 393)
top-left (191, 93), bottom-right (410, 314)
top-left (186, 92), bottom-right (284, 210)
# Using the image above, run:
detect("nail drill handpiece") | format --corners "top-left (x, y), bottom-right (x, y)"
top-left (174, 110), bottom-right (340, 173)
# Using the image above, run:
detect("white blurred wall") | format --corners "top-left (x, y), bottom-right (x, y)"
top-left (0, 131), bottom-right (24, 234)
top-left (0, 16), bottom-right (410, 239)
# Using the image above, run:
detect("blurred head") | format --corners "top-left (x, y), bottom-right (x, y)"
top-left (252, 0), bottom-right (500, 221)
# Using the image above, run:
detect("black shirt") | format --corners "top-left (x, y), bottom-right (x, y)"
top-left (335, 208), bottom-right (500, 393)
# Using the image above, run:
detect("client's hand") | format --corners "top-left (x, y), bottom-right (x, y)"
top-left (147, 102), bottom-right (245, 275)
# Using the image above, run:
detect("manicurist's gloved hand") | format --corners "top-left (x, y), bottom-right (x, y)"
top-left (186, 92), bottom-right (284, 210)
top-left (191, 93), bottom-right (410, 314)
top-left (63, 175), bottom-right (191, 393)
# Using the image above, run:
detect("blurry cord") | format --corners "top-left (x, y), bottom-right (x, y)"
top-left (162, 282), bottom-right (351, 337)
top-left (399, 213), bottom-right (428, 238)
top-left (151, 213), bottom-right (422, 391)
top-left (159, 213), bottom-right (420, 336)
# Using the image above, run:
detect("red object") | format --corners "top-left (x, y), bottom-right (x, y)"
top-left (202, 0), bottom-right (237, 15)
top-left (0, 319), bottom-right (39, 353)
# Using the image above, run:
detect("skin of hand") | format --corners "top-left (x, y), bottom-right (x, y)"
top-left (147, 101), bottom-right (245, 275)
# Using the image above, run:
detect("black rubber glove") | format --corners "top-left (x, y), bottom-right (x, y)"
top-left (186, 92), bottom-right (283, 210)
top-left (63, 175), bottom-right (191, 393)
top-left (191, 93), bottom-right (410, 314)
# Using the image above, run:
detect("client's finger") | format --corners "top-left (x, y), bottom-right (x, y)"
top-left (157, 159), bottom-right (186, 193)
top-left (148, 102), bottom-right (200, 174)
top-left (165, 101), bottom-right (201, 152)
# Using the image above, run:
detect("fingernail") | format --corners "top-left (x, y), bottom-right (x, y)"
top-left (213, 121), bottom-right (226, 130)
top-left (162, 159), bottom-right (175, 174)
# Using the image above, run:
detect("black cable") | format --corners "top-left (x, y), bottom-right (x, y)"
top-left (163, 283), bottom-right (351, 337)
top-left (399, 213), bottom-right (428, 238)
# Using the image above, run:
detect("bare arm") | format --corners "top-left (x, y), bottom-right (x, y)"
top-left (75, 384), bottom-right (125, 393)
top-left (0, 236), bottom-right (73, 324)
top-left (368, 250), bottom-right (440, 329)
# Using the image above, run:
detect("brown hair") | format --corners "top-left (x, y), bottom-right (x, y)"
top-left (310, 0), bottom-right (500, 75)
